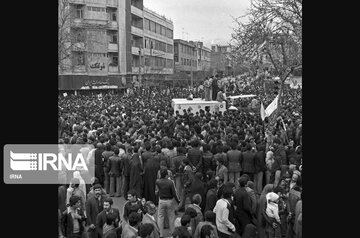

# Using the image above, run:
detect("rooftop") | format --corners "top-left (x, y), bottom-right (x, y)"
top-left (143, 7), bottom-right (173, 24)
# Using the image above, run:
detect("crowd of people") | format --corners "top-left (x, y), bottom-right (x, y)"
top-left (58, 74), bottom-right (302, 238)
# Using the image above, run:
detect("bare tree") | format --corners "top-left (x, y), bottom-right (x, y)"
top-left (230, 0), bottom-right (302, 127)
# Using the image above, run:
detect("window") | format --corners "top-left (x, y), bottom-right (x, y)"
top-left (144, 18), bottom-right (150, 30)
top-left (150, 21), bottom-right (156, 32)
top-left (76, 6), bottom-right (83, 19)
top-left (110, 55), bottom-right (118, 66)
top-left (174, 56), bottom-right (178, 62)
top-left (112, 12), bottom-right (117, 21)
top-left (161, 26), bottom-right (166, 36)
top-left (111, 34), bottom-right (117, 43)
top-left (156, 23), bottom-right (161, 34)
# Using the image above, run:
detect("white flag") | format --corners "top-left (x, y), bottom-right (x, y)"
top-left (265, 95), bottom-right (279, 117)
top-left (260, 102), bottom-right (266, 121)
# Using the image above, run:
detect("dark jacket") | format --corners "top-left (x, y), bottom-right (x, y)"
top-left (86, 195), bottom-right (105, 226)
top-left (241, 151), bottom-right (256, 174)
top-left (254, 150), bottom-right (267, 173)
top-left (121, 153), bottom-right (131, 177)
top-left (108, 155), bottom-right (122, 177)
top-left (234, 187), bottom-right (252, 235)
top-left (61, 209), bottom-right (86, 238)
top-left (227, 149), bottom-right (242, 172)
top-left (96, 208), bottom-right (121, 237)
top-left (187, 147), bottom-right (203, 172)
top-left (204, 188), bottom-right (217, 212)
top-left (202, 151), bottom-right (214, 174)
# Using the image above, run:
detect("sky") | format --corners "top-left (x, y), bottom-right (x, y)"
top-left (144, 0), bottom-right (251, 48)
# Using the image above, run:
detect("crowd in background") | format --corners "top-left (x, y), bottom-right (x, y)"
top-left (58, 74), bottom-right (302, 238)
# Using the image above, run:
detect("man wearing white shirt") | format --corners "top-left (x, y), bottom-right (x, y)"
top-left (213, 187), bottom-right (235, 238)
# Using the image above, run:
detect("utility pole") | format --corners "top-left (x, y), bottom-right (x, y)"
top-left (138, 49), bottom-right (141, 88)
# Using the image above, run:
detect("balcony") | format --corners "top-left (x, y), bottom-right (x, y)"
top-left (106, 0), bottom-right (118, 7)
top-left (108, 43), bottom-right (118, 52)
top-left (107, 21), bottom-right (118, 30)
top-left (131, 5), bottom-right (143, 18)
top-left (131, 26), bottom-right (143, 37)
top-left (109, 65), bottom-right (119, 73)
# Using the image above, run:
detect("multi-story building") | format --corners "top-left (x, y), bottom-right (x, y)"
top-left (195, 41), bottom-right (211, 72)
top-left (58, 0), bottom-right (173, 91)
top-left (211, 44), bottom-right (233, 76)
top-left (172, 40), bottom-right (212, 83)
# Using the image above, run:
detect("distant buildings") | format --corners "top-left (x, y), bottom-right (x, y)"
top-left (210, 44), bottom-right (234, 76)
top-left (58, 0), bottom-right (173, 91)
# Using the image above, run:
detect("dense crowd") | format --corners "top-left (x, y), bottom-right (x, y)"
top-left (58, 75), bottom-right (302, 238)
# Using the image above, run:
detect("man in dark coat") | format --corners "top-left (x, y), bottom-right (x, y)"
top-left (143, 149), bottom-right (160, 204)
top-left (86, 184), bottom-right (106, 238)
top-left (61, 195), bottom-right (86, 238)
top-left (212, 76), bottom-right (219, 101)
top-left (121, 147), bottom-right (132, 198)
top-left (129, 146), bottom-right (143, 198)
top-left (233, 177), bottom-right (252, 236)
top-left (187, 139), bottom-right (203, 173)
top-left (204, 179), bottom-right (218, 213)
top-left (254, 144), bottom-right (267, 194)
top-left (241, 144), bottom-right (256, 181)
top-left (96, 197), bottom-right (120, 238)
top-left (95, 143), bottom-right (105, 187)
top-left (187, 172), bottom-right (206, 211)
top-left (107, 148), bottom-right (122, 197)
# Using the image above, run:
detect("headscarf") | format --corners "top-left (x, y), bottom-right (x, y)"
top-left (73, 171), bottom-right (86, 198)
top-left (266, 192), bottom-right (279, 203)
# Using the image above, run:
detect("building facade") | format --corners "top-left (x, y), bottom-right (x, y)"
top-left (210, 44), bottom-right (233, 76)
top-left (58, 0), bottom-right (173, 90)
top-left (172, 39), bottom-right (212, 83)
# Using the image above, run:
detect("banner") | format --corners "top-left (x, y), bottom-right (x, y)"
top-left (264, 95), bottom-right (278, 117)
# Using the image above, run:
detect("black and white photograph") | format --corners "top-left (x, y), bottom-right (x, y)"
top-left (57, 1), bottom-right (302, 238)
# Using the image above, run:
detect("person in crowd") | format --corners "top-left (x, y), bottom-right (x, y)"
top-left (254, 143), bottom-right (267, 194)
top-left (61, 195), bottom-right (86, 238)
top-left (121, 146), bottom-right (132, 199)
top-left (142, 201), bottom-right (160, 238)
top-left (187, 173), bottom-right (207, 210)
top-left (187, 194), bottom-right (204, 237)
top-left (156, 167), bottom-right (180, 238)
top-left (102, 212), bottom-right (120, 238)
top-left (226, 141), bottom-right (242, 189)
top-left (143, 145), bottom-right (160, 204)
top-left (87, 184), bottom-right (107, 238)
top-left (123, 189), bottom-right (145, 223)
top-left (200, 224), bottom-right (217, 238)
top-left (96, 197), bottom-right (121, 238)
top-left (129, 146), bottom-right (143, 198)
top-left (108, 148), bottom-right (123, 197)
top-left (241, 144), bottom-right (256, 181)
top-left (187, 139), bottom-right (203, 173)
top-left (265, 192), bottom-right (282, 238)
top-left (193, 211), bottom-right (218, 238)
top-left (122, 213), bottom-right (142, 238)
top-left (204, 179), bottom-right (218, 213)
top-left (215, 157), bottom-right (228, 184)
top-left (172, 215), bottom-right (192, 238)
top-left (102, 143), bottom-right (115, 194)
top-left (139, 223), bottom-right (155, 238)
top-left (257, 184), bottom-right (274, 238)
top-left (213, 186), bottom-right (236, 238)
top-left (234, 177), bottom-right (252, 236)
